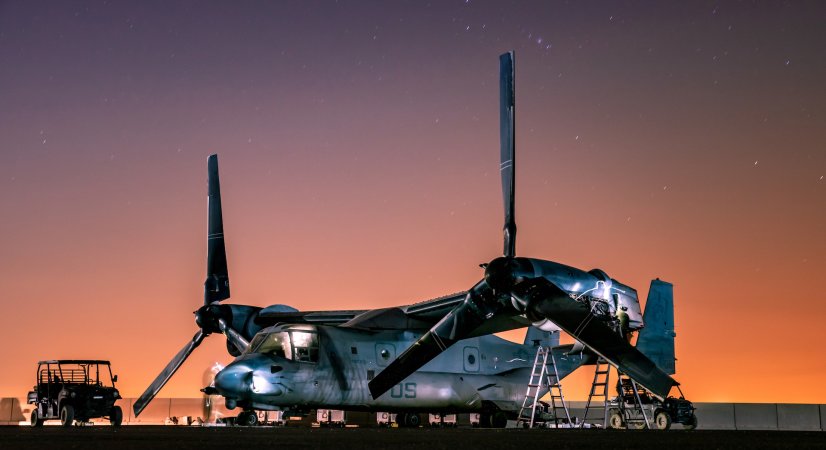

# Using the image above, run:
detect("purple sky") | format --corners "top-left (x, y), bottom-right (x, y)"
top-left (1, 1), bottom-right (824, 402)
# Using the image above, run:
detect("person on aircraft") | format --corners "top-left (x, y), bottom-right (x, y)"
top-left (616, 306), bottom-right (630, 341)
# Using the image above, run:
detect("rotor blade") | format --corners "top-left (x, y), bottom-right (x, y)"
top-left (368, 290), bottom-right (490, 399)
top-left (514, 278), bottom-right (678, 399)
top-left (133, 330), bottom-right (206, 417)
top-left (205, 154), bottom-right (230, 304)
top-left (499, 51), bottom-right (516, 258)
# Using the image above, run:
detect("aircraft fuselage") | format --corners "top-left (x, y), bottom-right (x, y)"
top-left (213, 324), bottom-right (585, 414)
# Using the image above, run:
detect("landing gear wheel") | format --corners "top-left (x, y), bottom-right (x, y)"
top-left (478, 413), bottom-right (491, 428)
top-left (238, 411), bottom-right (259, 426)
top-left (683, 414), bottom-right (698, 430)
top-left (654, 410), bottom-right (671, 430)
top-left (608, 410), bottom-right (625, 429)
top-left (110, 405), bottom-right (123, 427)
top-left (490, 411), bottom-right (508, 428)
top-left (403, 413), bottom-right (421, 427)
top-left (30, 410), bottom-right (43, 427)
top-left (60, 405), bottom-right (75, 427)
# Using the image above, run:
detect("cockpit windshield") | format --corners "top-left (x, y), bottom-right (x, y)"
top-left (248, 331), bottom-right (291, 359)
top-left (247, 327), bottom-right (319, 363)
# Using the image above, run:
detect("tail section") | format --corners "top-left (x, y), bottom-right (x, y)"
top-left (523, 326), bottom-right (560, 348)
top-left (635, 279), bottom-right (676, 375)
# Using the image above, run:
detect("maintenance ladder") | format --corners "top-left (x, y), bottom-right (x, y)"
top-left (615, 372), bottom-right (652, 429)
top-left (579, 357), bottom-right (611, 428)
top-left (517, 346), bottom-right (571, 428)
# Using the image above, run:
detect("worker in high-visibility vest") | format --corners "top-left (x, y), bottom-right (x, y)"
top-left (616, 306), bottom-right (630, 341)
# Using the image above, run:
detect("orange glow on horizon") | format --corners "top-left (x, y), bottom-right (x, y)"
top-left (1, 2), bottom-right (824, 406)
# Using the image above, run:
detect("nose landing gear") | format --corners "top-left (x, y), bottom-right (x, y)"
top-left (236, 410), bottom-right (259, 426)
top-left (395, 413), bottom-right (422, 428)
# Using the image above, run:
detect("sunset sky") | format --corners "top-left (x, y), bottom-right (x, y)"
top-left (1, 1), bottom-right (824, 404)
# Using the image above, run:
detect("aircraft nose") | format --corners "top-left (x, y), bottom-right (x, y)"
top-left (214, 363), bottom-right (252, 398)
top-left (214, 358), bottom-right (290, 398)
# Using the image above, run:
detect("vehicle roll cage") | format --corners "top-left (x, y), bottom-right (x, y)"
top-left (35, 360), bottom-right (115, 386)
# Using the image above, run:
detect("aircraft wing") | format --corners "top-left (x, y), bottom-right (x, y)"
top-left (257, 291), bottom-right (531, 334)
top-left (255, 292), bottom-right (467, 329)
top-left (255, 309), bottom-right (365, 325)
top-left (398, 291), bottom-right (531, 335)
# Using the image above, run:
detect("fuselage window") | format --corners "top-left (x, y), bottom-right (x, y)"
top-left (290, 331), bottom-right (319, 363)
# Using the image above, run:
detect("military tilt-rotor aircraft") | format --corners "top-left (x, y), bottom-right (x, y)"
top-left (134, 51), bottom-right (684, 427)
top-left (134, 152), bottom-right (676, 428)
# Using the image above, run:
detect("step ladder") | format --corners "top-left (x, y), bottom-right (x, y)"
top-left (517, 346), bottom-right (570, 428)
top-left (616, 372), bottom-right (652, 429)
top-left (579, 357), bottom-right (611, 428)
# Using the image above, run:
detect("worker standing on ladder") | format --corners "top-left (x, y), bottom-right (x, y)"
top-left (616, 306), bottom-right (631, 342)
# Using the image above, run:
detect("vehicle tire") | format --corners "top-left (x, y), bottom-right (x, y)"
top-left (30, 410), bottom-right (43, 427)
top-left (491, 411), bottom-right (508, 428)
top-left (683, 414), bottom-right (698, 430)
top-left (404, 413), bottom-right (421, 428)
top-left (654, 410), bottom-right (671, 430)
top-left (608, 410), bottom-right (625, 429)
top-left (110, 405), bottom-right (123, 427)
top-left (238, 411), bottom-right (258, 426)
top-left (60, 405), bottom-right (75, 427)
top-left (477, 413), bottom-right (491, 428)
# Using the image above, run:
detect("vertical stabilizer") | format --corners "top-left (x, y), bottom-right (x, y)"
top-left (635, 279), bottom-right (676, 375)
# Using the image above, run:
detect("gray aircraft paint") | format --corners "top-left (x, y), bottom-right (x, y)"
top-left (214, 326), bottom-right (586, 414)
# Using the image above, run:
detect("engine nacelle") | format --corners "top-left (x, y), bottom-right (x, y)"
top-left (521, 258), bottom-right (645, 331)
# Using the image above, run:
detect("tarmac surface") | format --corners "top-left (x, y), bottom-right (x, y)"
top-left (1, 427), bottom-right (825, 450)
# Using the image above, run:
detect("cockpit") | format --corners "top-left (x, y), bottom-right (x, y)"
top-left (245, 325), bottom-right (319, 363)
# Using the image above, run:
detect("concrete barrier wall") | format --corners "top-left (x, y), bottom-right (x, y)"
top-left (822, 405), bottom-right (826, 431)
top-left (0, 398), bottom-right (28, 424)
top-left (695, 403), bottom-right (735, 430)
top-left (564, 401), bottom-right (824, 430)
top-left (777, 404), bottom-right (821, 431)
top-left (735, 403), bottom-right (777, 430)
top-left (2, 397), bottom-right (824, 430)
top-left (1, 397), bottom-right (239, 425)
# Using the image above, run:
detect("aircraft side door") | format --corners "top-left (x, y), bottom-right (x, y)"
top-left (463, 347), bottom-right (480, 372)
